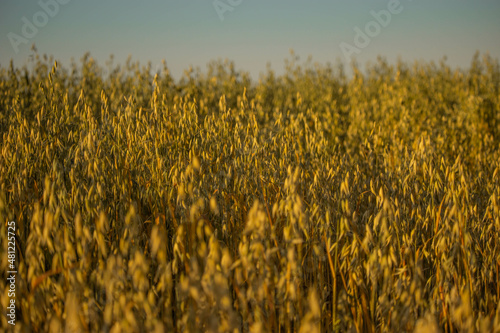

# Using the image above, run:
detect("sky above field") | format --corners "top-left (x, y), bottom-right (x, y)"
top-left (1, 0), bottom-right (499, 80)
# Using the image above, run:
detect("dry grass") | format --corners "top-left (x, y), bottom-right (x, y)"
top-left (0, 52), bottom-right (499, 332)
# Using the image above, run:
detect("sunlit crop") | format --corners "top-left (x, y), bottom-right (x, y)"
top-left (0, 51), bottom-right (499, 332)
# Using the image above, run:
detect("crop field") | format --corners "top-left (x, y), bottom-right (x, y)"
top-left (1, 52), bottom-right (499, 332)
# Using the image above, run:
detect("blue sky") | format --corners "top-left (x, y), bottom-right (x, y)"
top-left (1, 0), bottom-right (499, 79)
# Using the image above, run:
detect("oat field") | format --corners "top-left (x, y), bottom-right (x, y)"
top-left (1, 52), bottom-right (500, 332)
